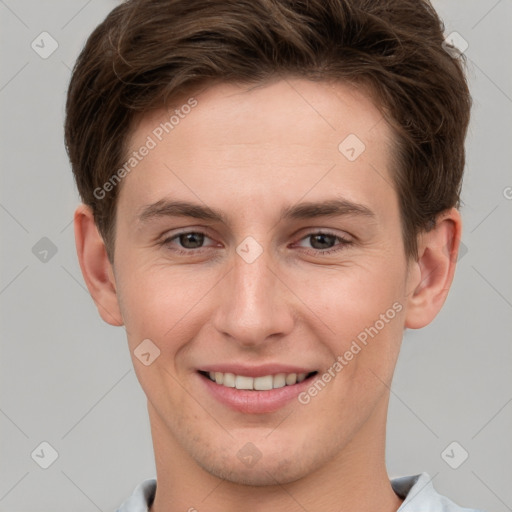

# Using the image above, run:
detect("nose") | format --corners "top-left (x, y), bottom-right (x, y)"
top-left (211, 244), bottom-right (295, 348)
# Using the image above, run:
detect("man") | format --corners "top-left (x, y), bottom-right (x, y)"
top-left (65, 0), bottom-right (481, 510)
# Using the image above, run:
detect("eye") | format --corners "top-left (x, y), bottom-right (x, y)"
top-left (295, 231), bottom-right (352, 254)
top-left (160, 231), bottom-right (217, 254)
top-left (175, 232), bottom-right (206, 249)
top-left (159, 229), bottom-right (352, 257)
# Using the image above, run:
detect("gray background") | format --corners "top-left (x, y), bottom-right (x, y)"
top-left (1, 1), bottom-right (511, 510)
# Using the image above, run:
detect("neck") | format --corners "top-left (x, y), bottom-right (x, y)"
top-left (148, 397), bottom-right (402, 512)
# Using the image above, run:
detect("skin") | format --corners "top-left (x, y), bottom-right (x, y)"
top-left (74, 78), bottom-right (462, 512)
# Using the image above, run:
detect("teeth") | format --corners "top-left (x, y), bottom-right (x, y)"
top-left (204, 371), bottom-right (313, 390)
top-left (254, 375), bottom-right (273, 391)
top-left (273, 373), bottom-right (286, 389)
top-left (223, 372), bottom-right (236, 387)
top-left (285, 373), bottom-right (297, 385)
top-left (235, 375), bottom-right (253, 390)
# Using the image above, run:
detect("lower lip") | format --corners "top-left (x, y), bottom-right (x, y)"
top-left (198, 372), bottom-right (316, 414)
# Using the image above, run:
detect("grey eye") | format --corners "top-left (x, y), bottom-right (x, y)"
top-left (308, 233), bottom-right (337, 250)
top-left (178, 232), bottom-right (205, 248)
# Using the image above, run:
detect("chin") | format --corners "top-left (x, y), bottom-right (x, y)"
top-left (197, 456), bottom-right (309, 486)
top-left (190, 437), bottom-right (327, 487)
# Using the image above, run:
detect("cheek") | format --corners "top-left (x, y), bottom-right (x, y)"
top-left (115, 261), bottom-right (218, 351)
top-left (290, 259), bottom-right (405, 334)
top-left (288, 256), bottom-right (407, 398)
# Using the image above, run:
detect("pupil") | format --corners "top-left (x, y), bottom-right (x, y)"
top-left (310, 233), bottom-right (335, 250)
top-left (177, 233), bottom-right (335, 250)
top-left (180, 233), bottom-right (204, 248)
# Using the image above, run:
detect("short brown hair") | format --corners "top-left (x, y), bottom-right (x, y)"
top-left (65, 0), bottom-right (471, 262)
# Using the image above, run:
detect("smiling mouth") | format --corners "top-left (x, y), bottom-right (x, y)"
top-left (198, 370), bottom-right (318, 390)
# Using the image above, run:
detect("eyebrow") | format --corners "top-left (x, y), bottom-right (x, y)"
top-left (136, 197), bottom-right (375, 226)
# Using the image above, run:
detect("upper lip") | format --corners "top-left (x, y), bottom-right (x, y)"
top-left (198, 364), bottom-right (317, 378)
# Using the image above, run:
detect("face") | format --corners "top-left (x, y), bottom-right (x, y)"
top-left (111, 79), bottom-right (414, 485)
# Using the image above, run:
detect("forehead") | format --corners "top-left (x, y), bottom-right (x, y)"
top-left (131, 78), bottom-right (390, 153)
top-left (119, 78), bottom-right (397, 223)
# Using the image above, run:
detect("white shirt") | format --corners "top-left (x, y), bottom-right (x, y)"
top-left (116, 472), bottom-right (486, 511)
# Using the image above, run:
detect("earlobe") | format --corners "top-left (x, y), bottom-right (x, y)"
top-left (74, 204), bottom-right (124, 326)
top-left (404, 208), bottom-right (462, 329)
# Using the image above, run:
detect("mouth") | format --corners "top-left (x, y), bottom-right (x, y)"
top-left (197, 369), bottom-right (319, 414)
top-left (198, 370), bottom-right (318, 390)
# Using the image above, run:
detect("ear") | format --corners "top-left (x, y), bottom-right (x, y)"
top-left (404, 208), bottom-right (462, 329)
top-left (74, 204), bottom-right (124, 326)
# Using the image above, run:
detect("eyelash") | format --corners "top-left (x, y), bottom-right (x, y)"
top-left (159, 230), bottom-right (352, 256)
